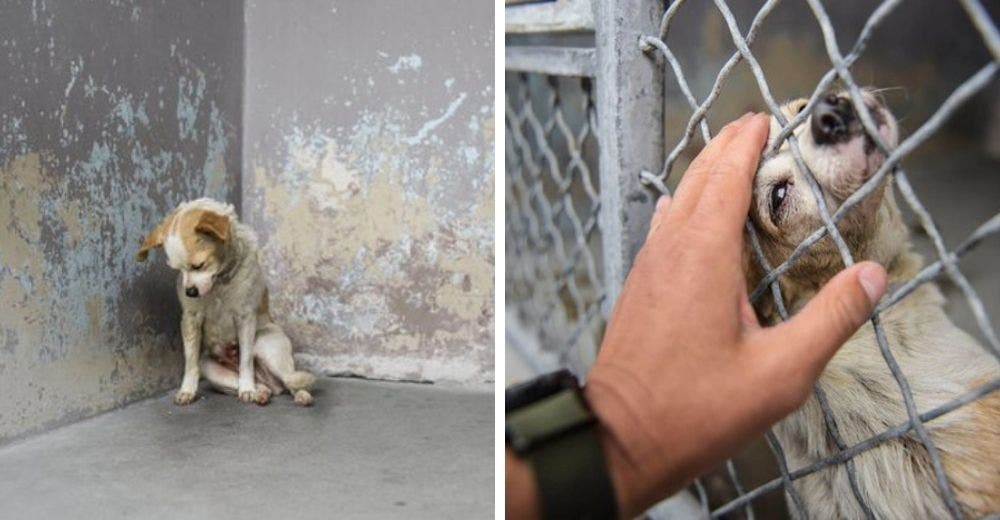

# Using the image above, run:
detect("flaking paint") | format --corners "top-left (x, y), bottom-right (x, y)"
top-left (0, 0), bottom-right (243, 444)
top-left (244, 0), bottom-right (494, 384)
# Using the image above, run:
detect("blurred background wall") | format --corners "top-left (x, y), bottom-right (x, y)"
top-left (0, 0), bottom-right (244, 444)
top-left (243, 0), bottom-right (495, 385)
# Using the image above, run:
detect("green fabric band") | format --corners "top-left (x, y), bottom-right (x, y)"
top-left (530, 423), bottom-right (618, 519)
top-left (507, 389), bottom-right (618, 519)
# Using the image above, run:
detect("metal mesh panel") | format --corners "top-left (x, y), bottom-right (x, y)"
top-left (639, 0), bottom-right (1000, 518)
top-left (505, 72), bottom-right (606, 377)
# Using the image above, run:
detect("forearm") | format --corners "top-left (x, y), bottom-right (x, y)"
top-left (179, 311), bottom-right (203, 392)
top-left (505, 448), bottom-right (541, 519)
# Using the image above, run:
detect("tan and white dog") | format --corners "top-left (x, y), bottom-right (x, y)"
top-left (137, 198), bottom-right (315, 406)
top-left (746, 91), bottom-right (1000, 517)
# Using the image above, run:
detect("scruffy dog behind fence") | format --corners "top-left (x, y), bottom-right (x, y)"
top-left (137, 198), bottom-right (315, 406)
top-left (745, 91), bottom-right (1000, 517)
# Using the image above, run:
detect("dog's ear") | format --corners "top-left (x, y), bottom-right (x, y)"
top-left (137, 210), bottom-right (177, 262)
top-left (194, 210), bottom-right (230, 243)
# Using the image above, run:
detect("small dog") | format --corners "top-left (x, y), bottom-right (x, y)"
top-left (746, 91), bottom-right (1000, 517)
top-left (137, 198), bottom-right (315, 406)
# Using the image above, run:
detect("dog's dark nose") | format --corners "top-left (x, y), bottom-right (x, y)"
top-left (185, 287), bottom-right (199, 298)
top-left (811, 94), bottom-right (855, 145)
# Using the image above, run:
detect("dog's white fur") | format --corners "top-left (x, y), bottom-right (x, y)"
top-left (138, 197), bottom-right (315, 406)
top-left (746, 92), bottom-right (1000, 517)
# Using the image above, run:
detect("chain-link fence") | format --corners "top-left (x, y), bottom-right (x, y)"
top-left (505, 72), bottom-right (605, 376)
top-left (506, 0), bottom-right (1000, 518)
top-left (506, 0), bottom-right (664, 383)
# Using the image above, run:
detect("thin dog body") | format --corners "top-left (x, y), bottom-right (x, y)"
top-left (137, 198), bottom-right (315, 406)
top-left (746, 91), bottom-right (1000, 517)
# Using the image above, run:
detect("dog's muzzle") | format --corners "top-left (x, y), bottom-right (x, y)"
top-left (811, 94), bottom-right (856, 145)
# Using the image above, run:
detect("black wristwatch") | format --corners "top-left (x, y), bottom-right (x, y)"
top-left (506, 369), bottom-right (618, 519)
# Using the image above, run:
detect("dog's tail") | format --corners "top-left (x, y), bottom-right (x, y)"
top-left (284, 370), bottom-right (316, 392)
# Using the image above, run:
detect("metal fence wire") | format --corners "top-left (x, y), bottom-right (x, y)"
top-left (640, 0), bottom-right (1000, 518)
top-left (506, 72), bottom-right (606, 377)
top-left (506, 0), bottom-right (1000, 518)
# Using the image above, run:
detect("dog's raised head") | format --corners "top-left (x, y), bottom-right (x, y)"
top-left (137, 197), bottom-right (235, 298)
top-left (746, 89), bottom-right (908, 320)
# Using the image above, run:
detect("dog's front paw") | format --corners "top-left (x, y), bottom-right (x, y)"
top-left (175, 390), bottom-right (197, 405)
top-left (293, 390), bottom-right (314, 406)
top-left (254, 387), bottom-right (272, 405)
top-left (238, 389), bottom-right (256, 403)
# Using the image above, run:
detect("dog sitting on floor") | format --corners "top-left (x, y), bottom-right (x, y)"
top-left (744, 91), bottom-right (1000, 517)
top-left (137, 198), bottom-right (315, 406)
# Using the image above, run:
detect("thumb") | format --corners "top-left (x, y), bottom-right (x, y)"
top-left (762, 261), bottom-right (887, 379)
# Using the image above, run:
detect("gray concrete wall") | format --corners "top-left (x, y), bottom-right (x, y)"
top-left (243, 1), bottom-right (495, 384)
top-left (0, 0), bottom-right (244, 443)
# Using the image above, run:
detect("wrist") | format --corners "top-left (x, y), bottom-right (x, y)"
top-left (505, 448), bottom-right (542, 519)
top-left (507, 370), bottom-right (623, 519)
top-left (584, 375), bottom-right (649, 518)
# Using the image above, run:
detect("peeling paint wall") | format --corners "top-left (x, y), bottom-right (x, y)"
top-left (0, 0), bottom-right (243, 443)
top-left (243, 1), bottom-right (494, 384)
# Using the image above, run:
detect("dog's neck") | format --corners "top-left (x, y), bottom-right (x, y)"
top-left (215, 226), bottom-right (249, 285)
top-left (865, 186), bottom-right (922, 283)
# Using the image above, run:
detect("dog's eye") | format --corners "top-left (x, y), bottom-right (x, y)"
top-left (769, 180), bottom-right (790, 223)
top-left (795, 102), bottom-right (807, 114)
top-left (192, 262), bottom-right (205, 270)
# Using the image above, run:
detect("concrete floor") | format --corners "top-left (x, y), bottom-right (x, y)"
top-left (0, 377), bottom-right (493, 520)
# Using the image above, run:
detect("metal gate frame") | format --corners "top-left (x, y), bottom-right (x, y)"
top-left (505, 0), bottom-right (664, 371)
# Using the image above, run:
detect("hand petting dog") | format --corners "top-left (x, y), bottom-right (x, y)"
top-left (507, 113), bottom-right (887, 520)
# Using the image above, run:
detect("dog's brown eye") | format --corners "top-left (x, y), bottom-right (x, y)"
top-left (192, 262), bottom-right (205, 270)
top-left (770, 180), bottom-right (789, 223)
top-left (796, 103), bottom-right (807, 114)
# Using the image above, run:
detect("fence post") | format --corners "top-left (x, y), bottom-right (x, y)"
top-left (593, 0), bottom-right (664, 318)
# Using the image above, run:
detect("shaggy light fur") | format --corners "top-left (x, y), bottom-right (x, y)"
top-left (138, 197), bottom-right (315, 406)
top-left (745, 92), bottom-right (1000, 518)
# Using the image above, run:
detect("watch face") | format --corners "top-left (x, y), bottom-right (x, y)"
top-left (505, 369), bottom-right (580, 412)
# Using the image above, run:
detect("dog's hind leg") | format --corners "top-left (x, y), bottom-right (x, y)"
top-left (254, 323), bottom-right (316, 406)
top-left (200, 359), bottom-right (272, 405)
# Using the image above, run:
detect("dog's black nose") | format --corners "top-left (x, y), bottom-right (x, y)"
top-left (811, 94), bottom-right (855, 145)
top-left (185, 287), bottom-right (199, 298)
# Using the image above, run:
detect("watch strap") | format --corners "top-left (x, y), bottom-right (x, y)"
top-left (507, 388), bottom-right (618, 519)
top-left (529, 421), bottom-right (618, 519)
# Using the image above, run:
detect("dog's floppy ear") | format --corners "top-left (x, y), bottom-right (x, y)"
top-left (137, 210), bottom-right (177, 262)
top-left (194, 210), bottom-right (230, 243)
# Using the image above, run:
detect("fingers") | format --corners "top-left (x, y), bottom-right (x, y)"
top-left (688, 112), bottom-right (754, 176)
top-left (694, 113), bottom-right (770, 236)
top-left (758, 262), bottom-right (887, 384)
top-left (672, 112), bottom-right (754, 212)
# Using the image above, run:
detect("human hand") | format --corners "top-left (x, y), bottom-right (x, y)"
top-left (583, 112), bottom-right (887, 517)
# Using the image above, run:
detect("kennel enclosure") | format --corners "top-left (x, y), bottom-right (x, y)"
top-left (505, 0), bottom-right (1000, 517)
